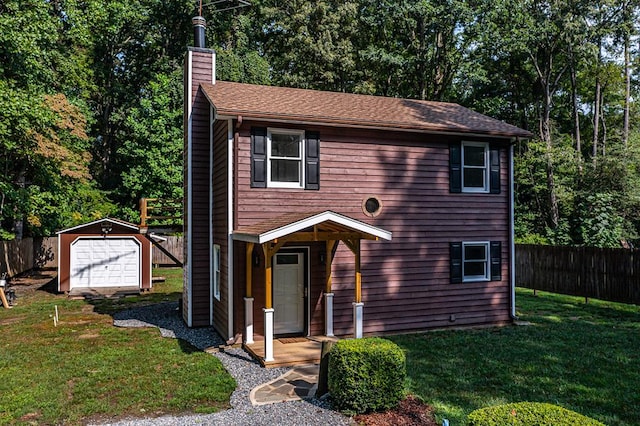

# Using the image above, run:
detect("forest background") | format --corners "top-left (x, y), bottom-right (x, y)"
top-left (1, 0), bottom-right (639, 248)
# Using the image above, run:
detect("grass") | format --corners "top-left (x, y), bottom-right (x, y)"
top-left (390, 288), bottom-right (640, 426)
top-left (0, 268), bottom-right (236, 425)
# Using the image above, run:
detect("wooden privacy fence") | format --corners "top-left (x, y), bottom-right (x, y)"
top-left (516, 244), bottom-right (640, 305)
top-left (0, 237), bottom-right (57, 277)
top-left (151, 236), bottom-right (183, 266)
top-left (0, 235), bottom-right (183, 277)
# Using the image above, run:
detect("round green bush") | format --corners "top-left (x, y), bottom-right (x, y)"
top-left (328, 337), bottom-right (406, 414)
top-left (466, 402), bottom-right (606, 426)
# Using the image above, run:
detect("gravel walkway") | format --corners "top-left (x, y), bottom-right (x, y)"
top-left (100, 302), bottom-right (351, 426)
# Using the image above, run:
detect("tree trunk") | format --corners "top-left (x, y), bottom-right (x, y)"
top-left (592, 41), bottom-right (602, 164)
top-left (569, 48), bottom-right (582, 171)
top-left (12, 168), bottom-right (25, 241)
top-left (623, 34), bottom-right (631, 149)
top-left (541, 90), bottom-right (560, 229)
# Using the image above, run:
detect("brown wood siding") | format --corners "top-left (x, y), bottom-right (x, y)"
top-left (212, 120), bottom-right (229, 337)
top-left (186, 50), bottom-right (215, 327)
top-left (182, 53), bottom-right (190, 322)
top-left (235, 124), bottom-right (511, 336)
top-left (308, 242), bottom-right (327, 336)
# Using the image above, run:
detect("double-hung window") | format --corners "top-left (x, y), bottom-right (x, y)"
top-left (450, 142), bottom-right (500, 194)
top-left (250, 127), bottom-right (320, 190)
top-left (462, 242), bottom-right (490, 281)
top-left (268, 129), bottom-right (304, 188)
top-left (450, 241), bottom-right (502, 283)
top-left (462, 142), bottom-right (489, 192)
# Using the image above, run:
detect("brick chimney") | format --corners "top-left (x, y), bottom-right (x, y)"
top-left (183, 16), bottom-right (216, 327)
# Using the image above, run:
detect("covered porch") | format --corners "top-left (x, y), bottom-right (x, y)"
top-left (244, 335), bottom-right (337, 368)
top-left (232, 211), bottom-right (392, 366)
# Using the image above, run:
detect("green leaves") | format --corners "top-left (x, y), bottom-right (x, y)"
top-left (117, 71), bottom-right (183, 222)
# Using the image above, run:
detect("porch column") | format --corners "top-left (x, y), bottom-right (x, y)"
top-left (244, 298), bottom-right (254, 344)
top-left (354, 239), bottom-right (363, 338)
top-left (244, 243), bottom-right (254, 344)
top-left (263, 308), bottom-right (274, 362)
top-left (324, 293), bottom-right (334, 337)
top-left (353, 302), bottom-right (364, 338)
top-left (325, 240), bottom-right (336, 337)
top-left (263, 243), bottom-right (274, 362)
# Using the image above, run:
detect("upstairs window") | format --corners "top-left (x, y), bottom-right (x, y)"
top-left (462, 142), bottom-right (489, 192)
top-left (268, 129), bottom-right (304, 187)
top-left (450, 142), bottom-right (500, 194)
top-left (251, 127), bottom-right (320, 190)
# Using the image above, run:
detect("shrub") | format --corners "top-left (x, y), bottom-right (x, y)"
top-left (466, 402), bottom-right (606, 426)
top-left (328, 337), bottom-right (405, 414)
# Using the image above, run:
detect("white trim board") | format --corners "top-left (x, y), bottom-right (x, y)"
top-left (233, 211), bottom-right (392, 244)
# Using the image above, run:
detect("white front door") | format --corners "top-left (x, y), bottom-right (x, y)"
top-left (273, 252), bottom-right (305, 335)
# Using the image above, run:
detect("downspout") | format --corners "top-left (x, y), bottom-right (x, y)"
top-left (227, 118), bottom-right (234, 340)
top-left (209, 105), bottom-right (215, 325)
top-left (510, 139), bottom-right (517, 319)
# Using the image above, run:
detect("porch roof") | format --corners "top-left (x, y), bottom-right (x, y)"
top-left (232, 211), bottom-right (392, 244)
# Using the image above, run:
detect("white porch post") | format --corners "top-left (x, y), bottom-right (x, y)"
top-left (244, 297), bottom-right (254, 344)
top-left (353, 302), bottom-right (364, 338)
top-left (263, 308), bottom-right (275, 362)
top-left (324, 292), bottom-right (334, 337)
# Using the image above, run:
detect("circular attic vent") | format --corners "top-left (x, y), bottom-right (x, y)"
top-left (362, 196), bottom-right (383, 217)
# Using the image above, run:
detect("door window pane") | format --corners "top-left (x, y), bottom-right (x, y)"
top-left (277, 254), bottom-right (299, 265)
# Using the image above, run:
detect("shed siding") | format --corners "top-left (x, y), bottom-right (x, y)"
top-left (235, 123), bottom-right (511, 336)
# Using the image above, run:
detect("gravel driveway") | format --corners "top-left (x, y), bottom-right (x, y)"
top-left (97, 302), bottom-right (351, 426)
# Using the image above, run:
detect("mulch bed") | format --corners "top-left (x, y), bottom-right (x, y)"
top-left (353, 395), bottom-right (439, 426)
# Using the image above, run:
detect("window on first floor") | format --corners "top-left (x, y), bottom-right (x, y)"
top-left (450, 240), bottom-right (502, 283)
top-left (462, 241), bottom-right (490, 281)
top-left (213, 244), bottom-right (221, 301)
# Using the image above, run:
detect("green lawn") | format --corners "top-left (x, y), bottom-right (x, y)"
top-left (0, 268), bottom-right (236, 425)
top-left (390, 288), bottom-right (640, 425)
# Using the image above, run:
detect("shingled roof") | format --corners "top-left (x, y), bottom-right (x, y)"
top-left (200, 81), bottom-right (531, 138)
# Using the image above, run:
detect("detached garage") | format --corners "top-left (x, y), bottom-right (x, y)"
top-left (57, 218), bottom-right (152, 293)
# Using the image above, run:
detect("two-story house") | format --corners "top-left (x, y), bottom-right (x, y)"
top-left (182, 25), bottom-right (531, 365)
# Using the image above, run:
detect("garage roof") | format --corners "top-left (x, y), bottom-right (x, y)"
top-left (57, 218), bottom-right (140, 234)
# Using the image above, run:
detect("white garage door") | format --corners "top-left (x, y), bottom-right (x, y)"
top-left (70, 238), bottom-right (141, 288)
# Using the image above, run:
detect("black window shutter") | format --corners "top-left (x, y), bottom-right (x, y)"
top-left (489, 145), bottom-right (500, 194)
top-left (490, 241), bottom-right (502, 281)
top-left (305, 131), bottom-right (320, 190)
top-left (251, 127), bottom-right (267, 188)
top-left (450, 144), bottom-right (461, 193)
top-left (450, 242), bottom-right (462, 283)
